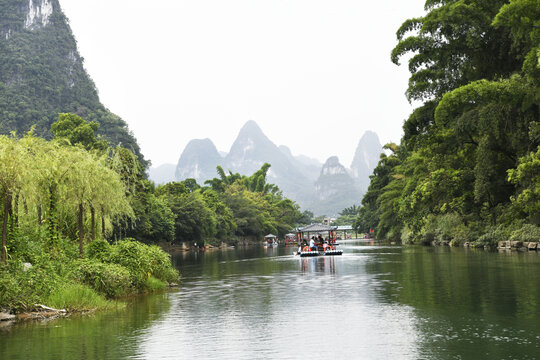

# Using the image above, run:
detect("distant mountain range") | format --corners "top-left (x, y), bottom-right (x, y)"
top-left (149, 121), bottom-right (383, 216)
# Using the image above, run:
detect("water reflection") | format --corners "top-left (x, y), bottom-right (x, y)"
top-left (299, 256), bottom-right (337, 274)
top-left (3, 241), bottom-right (540, 359)
top-left (0, 292), bottom-right (173, 360)
top-left (133, 245), bottom-right (422, 359)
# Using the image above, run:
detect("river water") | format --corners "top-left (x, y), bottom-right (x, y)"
top-left (1, 239), bottom-right (540, 359)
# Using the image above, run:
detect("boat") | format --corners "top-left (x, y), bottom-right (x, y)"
top-left (284, 233), bottom-right (298, 246)
top-left (293, 224), bottom-right (343, 257)
top-left (263, 234), bottom-right (278, 247)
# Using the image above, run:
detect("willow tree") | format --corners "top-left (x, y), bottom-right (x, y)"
top-left (63, 148), bottom-right (133, 256)
top-left (20, 136), bottom-right (81, 245)
top-left (0, 135), bottom-right (30, 263)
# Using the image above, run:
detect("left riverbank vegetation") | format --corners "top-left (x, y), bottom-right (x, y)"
top-left (0, 113), bottom-right (308, 314)
top-left (354, 0), bottom-right (540, 248)
top-left (0, 113), bottom-right (179, 314)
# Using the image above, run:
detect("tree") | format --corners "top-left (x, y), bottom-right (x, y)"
top-left (392, 0), bottom-right (519, 101)
top-left (51, 113), bottom-right (108, 151)
top-left (0, 135), bottom-right (28, 262)
top-left (62, 147), bottom-right (133, 256)
top-left (360, 0), bottom-right (540, 243)
top-left (508, 146), bottom-right (540, 225)
top-left (340, 205), bottom-right (360, 216)
top-left (156, 183), bottom-right (216, 243)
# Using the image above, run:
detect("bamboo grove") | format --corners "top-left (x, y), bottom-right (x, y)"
top-left (355, 0), bottom-right (540, 245)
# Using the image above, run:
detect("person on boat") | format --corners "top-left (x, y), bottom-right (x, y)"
top-left (310, 237), bottom-right (316, 251)
top-left (299, 238), bottom-right (308, 253)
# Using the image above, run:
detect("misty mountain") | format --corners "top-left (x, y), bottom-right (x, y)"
top-left (148, 163), bottom-right (176, 185)
top-left (279, 145), bottom-right (321, 182)
top-left (172, 121), bottom-right (384, 215)
top-left (311, 156), bottom-right (362, 215)
top-left (0, 0), bottom-right (146, 165)
top-left (224, 121), bottom-right (316, 201)
top-left (175, 138), bottom-right (222, 184)
top-left (350, 131), bottom-right (383, 192)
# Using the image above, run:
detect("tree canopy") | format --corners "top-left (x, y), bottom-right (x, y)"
top-left (356, 0), bottom-right (540, 245)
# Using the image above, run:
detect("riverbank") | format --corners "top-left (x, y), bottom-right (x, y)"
top-left (0, 239), bottom-right (179, 320)
top-left (427, 239), bottom-right (540, 252)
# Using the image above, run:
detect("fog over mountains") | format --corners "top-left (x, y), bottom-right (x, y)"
top-left (149, 121), bottom-right (383, 215)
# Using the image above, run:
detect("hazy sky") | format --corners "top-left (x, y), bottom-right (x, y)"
top-left (59, 0), bottom-right (426, 168)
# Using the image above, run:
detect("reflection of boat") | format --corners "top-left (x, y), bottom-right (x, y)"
top-left (293, 224), bottom-right (343, 257)
top-left (263, 234), bottom-right (278, 247)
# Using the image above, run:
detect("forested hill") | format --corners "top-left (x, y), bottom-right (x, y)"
top-left (356, 0), bottom-right (540, 245)
top-left (0, 0), bottom-right (147, 166)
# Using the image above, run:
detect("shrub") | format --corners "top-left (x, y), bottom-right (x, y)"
top-left (146, 245), bottom-right (180, 284)
top-left (109, 239), bottom-right (179, 290)
top-left (46, 283), bottom-right (117, 311)
top-left (70, 259), bottom-right (132, 298)
top-left (86, 239), bottom-right (112, 262)
top-left (437, 213), bottom-right (464, 238)
top-left (401, 226), bottom-right (415, 244)
top-left (419, 230), bottom-right (436, 245)
top-left (510, 224), bottom-right (540, 242)
top-left (476, 225), bottom-right (513, 246)
top-left (0, 267), bottom-right (21, 311)
top-left (0, 261), bottom-right (61, 312)
top-left (144, 276), bottom-right (167, 291)
top-left (109, 239), bottom-right (153, 289)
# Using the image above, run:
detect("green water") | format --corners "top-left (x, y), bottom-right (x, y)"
top-left (1, 240), bottom-right (540, 359)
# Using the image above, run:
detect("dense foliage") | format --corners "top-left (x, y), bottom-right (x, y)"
top-left (136, 163), bottom-right (307, 246)
top-left (356, 0), bottom-right (540, 246)
top-left (0, 115), bottom-right (178, 312)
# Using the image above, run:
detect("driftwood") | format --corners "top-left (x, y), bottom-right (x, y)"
top-left (35, 304), bottom-right (66, 313)
top-left (0, 312), bottom-right (16, 321)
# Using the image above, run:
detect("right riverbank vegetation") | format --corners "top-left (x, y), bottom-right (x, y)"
top-left (353, 0), bottom-right (540, 248)
top-left (0, 114), bottom-right (309, 314)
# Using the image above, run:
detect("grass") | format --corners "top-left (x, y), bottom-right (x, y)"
top-left (144, 276), bottom-right (167, 291)
top-left (46, 283), bottom-right (123, 312)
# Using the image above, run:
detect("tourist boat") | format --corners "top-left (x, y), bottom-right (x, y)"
top-left (284, 233), bottom-right (298, 246)
top-left (293, 224), bottom-right (343, 257)
top-left (263, 234), bottom-right (278, 247)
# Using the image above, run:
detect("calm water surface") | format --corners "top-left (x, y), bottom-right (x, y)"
top-left (2, 239), bottom-right (540, 359)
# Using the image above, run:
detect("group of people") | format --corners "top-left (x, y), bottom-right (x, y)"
top-left (300, 234), bottom-right (326, 252)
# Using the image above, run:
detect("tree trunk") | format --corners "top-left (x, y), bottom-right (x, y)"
top-left (78, 202), bottom-right (84, 257)
top-left (101, 206), bottom-right (106, 238)
top-left (13, 194), bottom-right (19, 228)
top-left (37, 205), bottom-right (42, 225)
top-left (90, 206), bottom-right (95, 241)
top-left (48, 184), bottom-right (58, 242)
top-left (2, 193), bottom-right (12, 264)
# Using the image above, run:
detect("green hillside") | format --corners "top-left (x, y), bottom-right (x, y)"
top-left (0, 0), bottom-right (147, 166)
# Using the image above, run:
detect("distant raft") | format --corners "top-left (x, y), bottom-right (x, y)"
top-left (293, 223), bottom-right (345, 257)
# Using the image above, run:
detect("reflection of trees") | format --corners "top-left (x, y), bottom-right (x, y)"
top-left (366, 247), bottom-right (540, 317)
top-left (364, 247), bottom-right (540, 359)
top-left (0, 292), bottom-right (172, 359)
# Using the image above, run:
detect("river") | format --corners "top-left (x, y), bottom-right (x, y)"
top-left (1, 239), bottom-right (540, 359)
